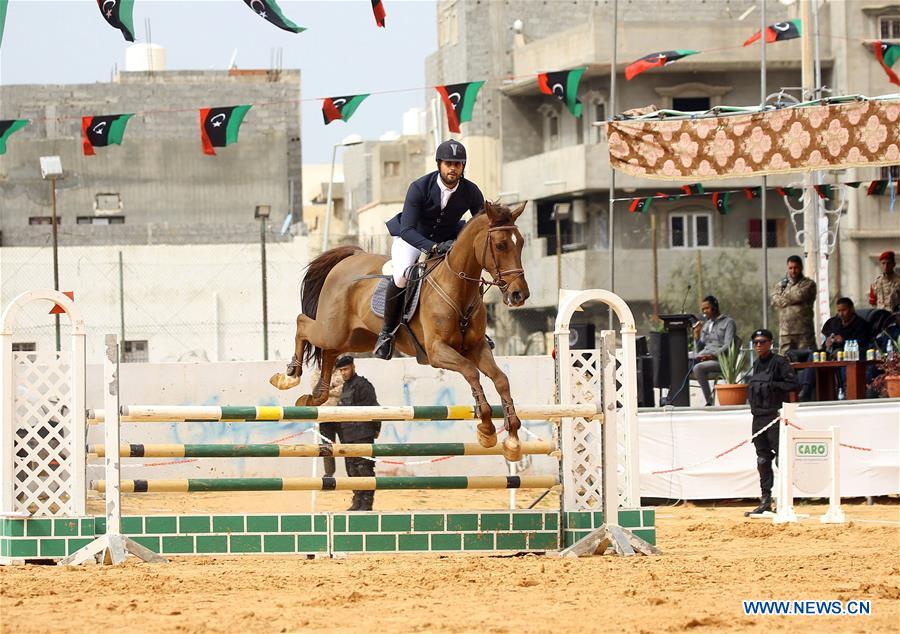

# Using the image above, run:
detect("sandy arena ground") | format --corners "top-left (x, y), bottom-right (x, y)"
top-left (1, 490), bottom-right (898, 633)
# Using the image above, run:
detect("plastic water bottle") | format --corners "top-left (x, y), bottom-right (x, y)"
top-left (849, 340), bottom-right (857, 361)
top-left (837, 386), bottom-right (845, 400)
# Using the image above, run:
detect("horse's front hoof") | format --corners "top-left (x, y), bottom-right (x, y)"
top-left (270, 373), bottom-right (300, 390)
top-left (295, 394), bottom-right (315, 406)
top-left (502, 437), bottom-right (522, 462)
top-left (476, 425), bottom-right (498, 448)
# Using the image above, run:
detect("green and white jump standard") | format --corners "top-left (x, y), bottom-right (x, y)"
top-left (1, 288), bottom-right (656, 564)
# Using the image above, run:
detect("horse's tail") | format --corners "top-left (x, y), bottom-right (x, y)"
top-left (300, 244), bottom-right (362, 368)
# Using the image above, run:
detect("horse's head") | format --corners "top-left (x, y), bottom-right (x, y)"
top-left (479, 201), bottom-right (530, 307)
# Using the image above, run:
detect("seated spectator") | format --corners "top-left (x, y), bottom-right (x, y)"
top-left (690, 295), bottom-right (737, 406)
top-left (821, 297), bottom-right (873, 355)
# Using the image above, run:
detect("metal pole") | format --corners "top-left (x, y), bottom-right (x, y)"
top-left (607, 0), bottom-right (618, 329)
top-left (50, 177), bottom-right (61, 351)
top-left (651, 212), bottom-right (659, 317)
top-left (760, 0), bottom-right (769, 328)
top-left (800, 0), bottom-right (820, 329)
top-left (555, 215), bottom-right (562, 293)
top-left (260, 216), bottom-right (269, 361)
top-left (118, 251), bottom-right (125, 362)
top-left (322, 143), bottom-right (338, 252)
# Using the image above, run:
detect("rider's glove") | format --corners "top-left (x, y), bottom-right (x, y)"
top-left (432, 240), bottom-right (454, 256)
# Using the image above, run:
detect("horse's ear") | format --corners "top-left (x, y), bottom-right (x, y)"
top-left (511, 202), bottom-right (527, 221)
top-left (483, 200), bottom-right (498, 221)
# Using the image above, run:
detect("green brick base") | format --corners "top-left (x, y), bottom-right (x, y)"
top-left (0, 508), bottom-right (655, 562)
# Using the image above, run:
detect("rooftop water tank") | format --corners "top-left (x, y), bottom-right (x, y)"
top-left (125, 43), bottom-right (166, 72)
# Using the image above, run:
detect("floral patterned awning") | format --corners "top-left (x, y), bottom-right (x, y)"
top-left (606, 98), bottom-right (900, 181)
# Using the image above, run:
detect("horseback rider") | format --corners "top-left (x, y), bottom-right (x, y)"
top-left (374, 139), bottom-right (485, 359)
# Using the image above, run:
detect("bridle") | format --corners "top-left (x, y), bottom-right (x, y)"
top-left (444, 224), bottom-right (525, 295)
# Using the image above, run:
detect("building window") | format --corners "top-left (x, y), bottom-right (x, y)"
top-left (672, 96), bottom-right (711, 112)
top-left (879, 15), bottom-right (900, 39)
top-left (123, 340), bottom-right (149, 363)
top-left (670, 212), bottom-right (712, 248)
top-left (382, 161), bottom-right (400, 177)
top-left (76, 216), bottom-right (125, 225)
top-left (586, 97), bottom-right (607, 144)
top-left (880, 165), bottom-right (900, 180)
top-left (748, 218), bottom-right (788, 248)
top-left (29, 216), bottom-right (59, 225)
top-left (12, 342), bottom-right (36, 352)
top-left (94, 192), bottom-right (122, 214)
top-left (539, 104), bottom-right (560, 152)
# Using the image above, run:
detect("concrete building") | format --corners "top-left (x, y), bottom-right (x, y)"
top-left (418, 0), bottom-right (900, 351)
top-left (1, 65), bottom-right (302, 247)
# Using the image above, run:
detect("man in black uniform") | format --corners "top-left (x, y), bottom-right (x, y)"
top-left (374, 139), bottom-right (485, 359)
top-left (745, 329), bottom-right (800, 516)
top-left (335, 356), bottom-right (381, 511)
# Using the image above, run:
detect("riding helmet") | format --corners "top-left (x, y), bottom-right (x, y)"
top-left (435, 140), bottom-right (467, 163)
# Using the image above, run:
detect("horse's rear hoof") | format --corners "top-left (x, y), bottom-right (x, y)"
top-left (477, 427), bottom-right (498, 448)
top-left (270, 373), bottom-right (300, 390)
top-left (502, 437), bottom-right (522, 462)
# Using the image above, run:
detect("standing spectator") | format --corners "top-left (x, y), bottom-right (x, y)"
top-left (770, 255), bottom-right (817, 355)
top-left (868, 251), bottom-right (900, 312)
top-left (744, 329), bottom-right (800, 516)
top-left (335, 356), bottom-right (381, 511)
top-left (309, 366), bottom-right (344, 478)
top-left (690, 295), bottom-right (737, 406)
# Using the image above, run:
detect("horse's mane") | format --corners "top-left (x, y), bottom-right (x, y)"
top-left (458, 204), bottom-right (512, 242)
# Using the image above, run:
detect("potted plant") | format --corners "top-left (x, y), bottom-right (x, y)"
top-left (714, 341), bottom-right (751, 405)
top-left (870, 333), bottom-right (900, 398)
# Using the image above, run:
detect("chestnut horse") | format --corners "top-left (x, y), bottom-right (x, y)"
top-left (270, 201), bottom-right (530, 460)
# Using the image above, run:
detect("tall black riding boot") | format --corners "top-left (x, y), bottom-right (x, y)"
top-left (745, 493), bottom-right (773, 516)
top-left (374, 281), bottom-right (404, 360)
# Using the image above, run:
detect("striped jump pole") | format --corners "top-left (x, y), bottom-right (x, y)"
top-left (92, 475), bottom-right (559, 493)
top-left (89, 440), bottom-right (556, 459)
top-left (86, 403), bottom-right (603, 424)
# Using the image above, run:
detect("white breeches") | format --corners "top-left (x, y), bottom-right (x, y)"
top-left (390, 237), bottom-right (423, 288)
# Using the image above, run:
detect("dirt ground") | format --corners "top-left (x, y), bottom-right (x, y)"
top-left (1, 491), bottom-right (898, 633)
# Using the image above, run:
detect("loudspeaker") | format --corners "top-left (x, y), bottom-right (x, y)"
top-left (636, 356), bottom-right (655, 407)
top-left (568, 323), bottom-right (596, 350)
top-left (648, 331), bottom-right (670, 387)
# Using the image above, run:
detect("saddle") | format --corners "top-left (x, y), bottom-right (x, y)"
top-left (369, 263), bottom-right (428, 364)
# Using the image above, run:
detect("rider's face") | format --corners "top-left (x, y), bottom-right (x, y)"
top-left (438, 160), bottom-right (464, 186)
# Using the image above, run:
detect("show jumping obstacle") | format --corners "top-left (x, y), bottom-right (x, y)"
top-left (0, 289), bottom-right (656, 564)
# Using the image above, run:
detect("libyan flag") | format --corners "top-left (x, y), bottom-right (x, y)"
top-left (322, 94), bottom-right (368, 125)
top-left (371, 0), bottom-right (385, 27)
top-left (744, 19), bottom-right (801, 46)
top-left (625, 50), bottom-right (698, 81)
top-left (242, 0), bottom-right (305, 33)
top-left (201, 106), bottom-right (251, 155)
top-left (873, 42), bottom-right (900, 87)
top-left (436, 81), bottom-right (484, 133)
top-left (538, 67), bottom-right (586, 118)
top-left (82, 114), bottom-right (133, 156)
top-left (629, 197), bottom-right (652, 213)
top-left (712, 192), bottom-right (732, 215)
top-left (96, 0), bottom-right (135, 42)
top-left (0, 119), bottom-right (28, 155)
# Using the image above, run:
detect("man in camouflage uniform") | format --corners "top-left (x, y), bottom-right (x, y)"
top-left (770, 255), bottom-right (817, 354)
top-left (868, 250), bottom-right (900, 312)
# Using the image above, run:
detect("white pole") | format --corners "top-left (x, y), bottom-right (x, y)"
top-left (601, 331), bottom-right (619, 528)
top-left (773, 417), bottom-right (798, 524)
top-left (760, 0), bottom-right (769, 328)
top-left (821, 426), bottom-right (846, 524)
top-left (103, 335), bottom-right (122, 535)
top-left (322, 143), bottom-right (338, 253)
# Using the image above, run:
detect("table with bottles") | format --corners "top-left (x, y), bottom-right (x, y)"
top-left (790, 340), bottom-right (884, 401)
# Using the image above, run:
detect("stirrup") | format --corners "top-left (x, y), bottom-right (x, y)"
top-left (373, 331), bottom-right (395, 360)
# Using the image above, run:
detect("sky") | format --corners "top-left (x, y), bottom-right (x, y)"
top-left (0, 0), bottom-right (437, 163)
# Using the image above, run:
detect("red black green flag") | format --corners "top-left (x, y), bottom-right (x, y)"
top-left (813, 184), bottom-right (834, 200)
top-left (371, 0), bottom-right (385, 27)
top-left (654, 192), bottom-right (680, 201)
top-left (867, 180), bottom-right (888, 196)
top-left (712, 192), bottom-right (732, 215)
top-left (629, 197), bottom-right (652, 213)
top-left (538, 67), bottom-right (586, 118)
top-left (436, 81), bottom-right (484, 133)
top-left (845, 181), bottom-right (862, 189)
top-left (96, 0), bottom-right (135, 42)
top-left (200, 106), bottom-right (252, 156)
top-left (81, 114), bottom-right (133, 156)
top-left (776, 186), bottom-right (799, 198)
top-left (625, 50), bottom-right (699, 81)
top-left (0, 119), bottom-right (28, 155)
top-left (322, 94), bottom-right (369, 125)
top-left (743, 19), bottom-right (801, 47)
top-left (872, 42), bottom-right (900, 87)
top-left (0, 0), bottom-right (9, 48)
top-left (681, 183), bottom-right (704, 196)
top-left (743, 186), bottom-right (762, 200)
top-left (242, 0), bottom-right (305, 33)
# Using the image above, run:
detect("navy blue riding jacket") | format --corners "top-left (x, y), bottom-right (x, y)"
top-left (385, 171), bottom-right (485, 253)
